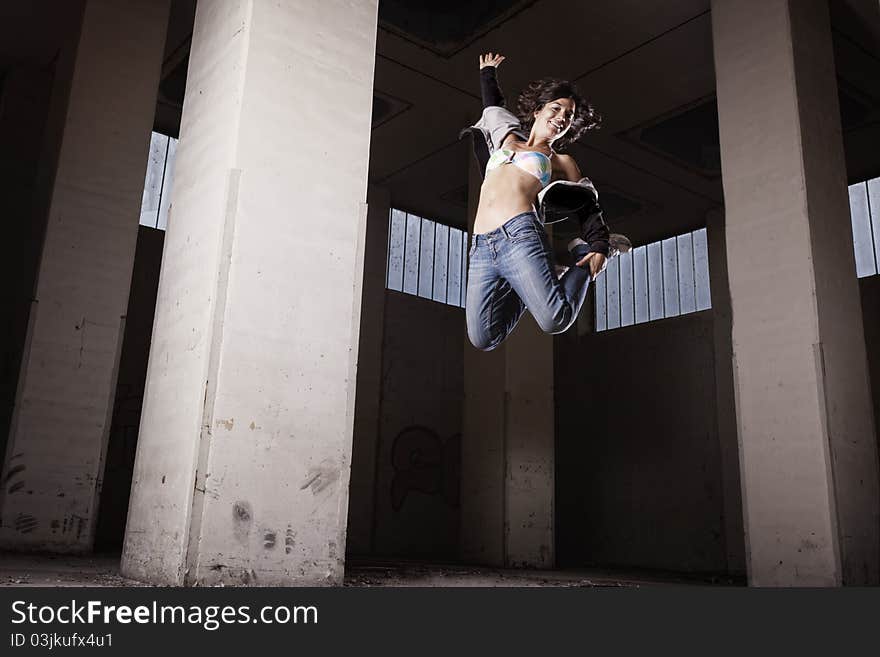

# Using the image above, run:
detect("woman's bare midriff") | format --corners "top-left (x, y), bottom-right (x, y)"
top-left (473, 164), bottom-right (545, 234)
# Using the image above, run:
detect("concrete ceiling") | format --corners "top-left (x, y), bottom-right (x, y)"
top-left (0, 1), bottom-right (83, 70)
top-left (378, 0), bottom-right (537, 57)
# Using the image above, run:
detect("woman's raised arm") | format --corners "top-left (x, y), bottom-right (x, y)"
top-left (478, 52), bottom-right (507, 108)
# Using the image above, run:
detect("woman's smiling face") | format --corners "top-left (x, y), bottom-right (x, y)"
top-left (533, 97), bottom-right (575, 141)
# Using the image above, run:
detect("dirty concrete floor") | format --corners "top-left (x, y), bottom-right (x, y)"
top-left (0, 553), bottom-right (741, 587)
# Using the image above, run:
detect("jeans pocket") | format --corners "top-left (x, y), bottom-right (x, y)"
top-left (507, 222), bottom-right (540, 244)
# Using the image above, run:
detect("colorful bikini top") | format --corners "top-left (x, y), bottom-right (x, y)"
top-left (485, 147), bottom-right (552, 188)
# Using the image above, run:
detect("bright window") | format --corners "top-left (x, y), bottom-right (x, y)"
top-left (849, 177), bottom-right (880, 278)
top-left (386, 209), bottom-right (467, 308)
top-left (140, 131), bottom-right (178, 231)
top-left (595, 228), bottom-right (711, 332)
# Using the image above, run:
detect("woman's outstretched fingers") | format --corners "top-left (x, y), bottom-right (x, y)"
top-left (479, 52), bottom-right (506, 69)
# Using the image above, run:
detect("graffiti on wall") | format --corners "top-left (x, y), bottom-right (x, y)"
top-left (390, 426), bottom-right (460, 511)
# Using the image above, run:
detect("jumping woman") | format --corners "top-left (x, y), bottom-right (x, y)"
top-left (462, 52), bottom-right (629, 351)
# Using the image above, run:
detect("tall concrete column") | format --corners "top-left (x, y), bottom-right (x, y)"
top-left (121, 0), bottom-right (378, 586)
top-left (0, 0), bottom-right (169, 552)
top-left (712, 0), bottom-right (879, 585)
top-left (461, 158), bottom-right (555, 568)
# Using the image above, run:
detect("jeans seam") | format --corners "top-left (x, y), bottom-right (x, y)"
top-left (485, 276), bottom-right (503, 337)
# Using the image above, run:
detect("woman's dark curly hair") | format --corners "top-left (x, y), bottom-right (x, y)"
top-left (515, 78), bottom-right (601, 150)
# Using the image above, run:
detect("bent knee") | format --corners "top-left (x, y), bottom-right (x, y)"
top-left (473, 341), bottom-right (501, 352)
top-left (534, 309), bottom-right (574, 335)
top-left (468, 329), bottom-right (502, 351)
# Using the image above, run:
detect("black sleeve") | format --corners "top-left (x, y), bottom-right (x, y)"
top-left (579, 202), bottom-right (610, 257)
top-left (480, 66), bottom-right (506, 108)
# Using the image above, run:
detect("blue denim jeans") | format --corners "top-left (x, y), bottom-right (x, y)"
top-left (466, 211), bottom-right (590, 351)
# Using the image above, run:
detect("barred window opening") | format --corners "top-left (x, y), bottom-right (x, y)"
top-left (595, 228), bottom-right (711, 332)
top-left (849, 177), bottom-right (880, 279)
top-left (386, 209), bottom-right (467, 308)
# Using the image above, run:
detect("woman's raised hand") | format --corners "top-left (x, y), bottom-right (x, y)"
top-left (479, 52), bottom-right (506, 69)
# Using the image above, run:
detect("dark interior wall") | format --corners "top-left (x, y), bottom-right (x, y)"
top-left (94, 226), bottom-right (165, 551)
top-left (0, 2), bottom-right (84, 467)
top-left (347, 187), bottom-right (391, 555)
top-left (370, 291), bottom-right (463, 560)
top-left (0, 68), bottom-right (54, 461)
top-left (861, 276), bottom-right (880, 454)
top-left (555, 310), bottom-right (728, 574)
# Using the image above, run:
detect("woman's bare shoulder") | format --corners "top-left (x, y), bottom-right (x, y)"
top-left (553, 153), bottom-right (582, 180)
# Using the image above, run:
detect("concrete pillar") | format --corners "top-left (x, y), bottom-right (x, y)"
top-left (705, 208), bottom-right (746, 577)
top-left (461, 158), bottom-right (555, 568)
top-left (346, 185), bottom-right (391, 555)
top-left (121, 0), bottom-right (378, 586)
top-left (712, 0), bottom-right (879, 585)
top-left (503, 317), bottom-right (555, 567)
top-left (0, 0), bottom-right (169, 552)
